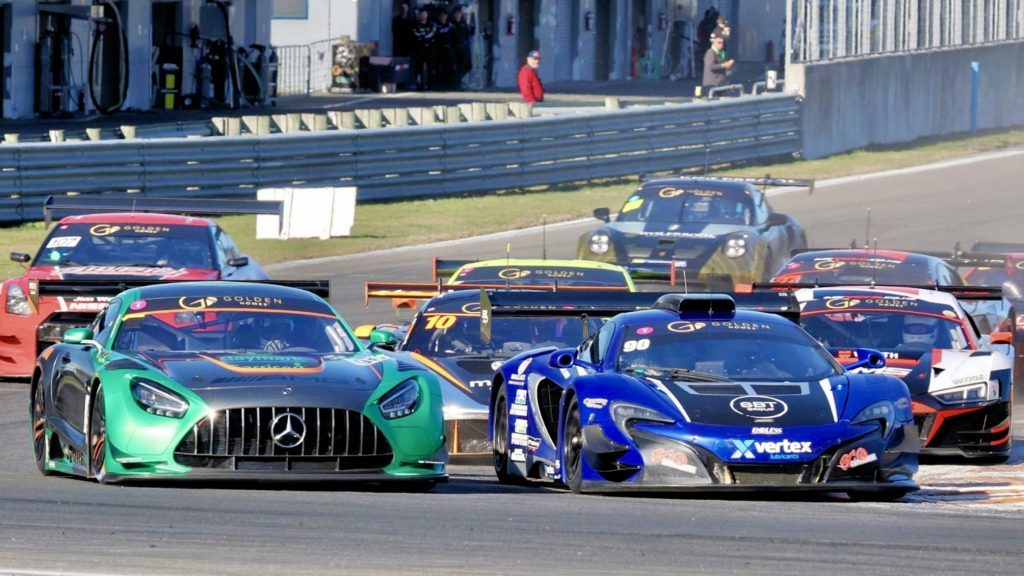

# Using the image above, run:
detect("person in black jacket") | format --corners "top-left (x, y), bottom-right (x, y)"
top-left (392, 2), bottom-right (414, 58)
top-left (451, 7), bottom-right (473, 90)
top-left (434, 10), bottom-right (455, 90)
top-left (411, 9), bottom-right (437, 91)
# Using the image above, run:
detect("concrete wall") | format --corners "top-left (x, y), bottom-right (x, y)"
top-left (791, 41), bottom-right (1024, 159)
top-left (270, 0), bottom-right (355, 47)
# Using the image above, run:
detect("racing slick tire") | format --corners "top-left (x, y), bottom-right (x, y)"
top-left (563, 396), bottom-right (584, 494)
top-left (89, 384), bottom-right (111, 484)
top-left (31, 381), bottom-right (52, 476)
top-left (492, 383), bottom-right (518, 485)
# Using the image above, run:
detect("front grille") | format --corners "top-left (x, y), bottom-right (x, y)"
top-left (175, 407), bottom-right (393, 471)
top-left (729, 464), bottom-right (807, 485)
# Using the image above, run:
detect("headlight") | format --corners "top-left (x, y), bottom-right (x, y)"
top-left (610, 402), bottom-right (675, 438)
top-left (5, 284), bottom-right (33, 316)
top-left (588, 233), bottom-right (611, 255)
top-left (130, 379), bottom-right (189, 418)
top-left (934, 381), bottom-right (998, 405)
top-left (724, 236), bottom-right (747, 258)
top-left (851, 400), bottom-right (894, 434)
top-left (380, 379), bottom-right (421, 420)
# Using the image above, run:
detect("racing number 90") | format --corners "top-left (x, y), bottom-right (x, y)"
top-left (622, 339), bottom-right (650, 352)
top-left (424, 315), bottom-right (457, 330)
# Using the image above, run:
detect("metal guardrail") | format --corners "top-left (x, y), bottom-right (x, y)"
top-left (0, 94), bottom-right (801, 224)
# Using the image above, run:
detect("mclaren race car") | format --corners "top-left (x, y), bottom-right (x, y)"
top-left (3, 200), bottom-right (270, 379)
top-left (793, 286), bottom-right (1013, 461)
top-left (489, 293), bottom-right (918, 498)
top-left (30, 281), bottom-right (447, 485)
top-left (577, 176), bottom-right (809, 290)
top-left (771, 249), bottom-right (964, 286)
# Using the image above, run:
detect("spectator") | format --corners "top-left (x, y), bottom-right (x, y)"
top-left (392, 2), bottom-right (414, 58)
top-left (451, 7), bottom-right (474, 89)
top-left (696, 7), bottom-right (720, 70)
top-left (714, 14), bottom-right (732, 42)
top-left (701, 34), bottom-right (735, 96)
top-left (517, 50), bottom-right (544, 103)
top-left (434, 10), bottom-right (455, 90)
top-left (411, 9), bottom-right (437, 91)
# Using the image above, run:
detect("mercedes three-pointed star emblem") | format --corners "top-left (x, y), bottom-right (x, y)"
top-left (270, 412), bottom-right (306, 449)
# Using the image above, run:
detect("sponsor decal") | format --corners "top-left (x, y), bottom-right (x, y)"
top-left (491, 360), bottom-right (503, 371)
top-left (636, 326), bottom-right (654, 336)
top-left (751, 426), bottom-right (783, 435)
top-left (200, 354), bottom-right (325, 374)
top-left (129, 300), bottom-right (148, 311)
top-left (511, 432), bottom-right (529, 447)
top-left (60, 266), bottom-right (189, 278)
top-left (1017, 261), bottom-right (1024, 270)
top-left (526, 436), bottom-right (541, 451)
top-left (667, 321), bottom-right (706, 333)
top-left (514, 419), bottom-right (529, 434)
top-left (730, 395), bottom-right (789, 419)
top-left (469, 380), bottom-right (491, 388)
top-left (582, 398), bottom-right (608, 409)
top-left (941, 309), bottom-right (957, 318)
top-left (46, 236), bottom-right (81, 248)
top-left (559, 368), bottom-right (571, 379)
top-left (89, 224), bottom-right (172, 236)
top-left (825, 296), bottom-right (860, 310)
top-left (219, 296), bottom-right (284, 307)
top-left (510, 404), bottom-right (529, 417)
top-left (89, 224), bottom-right (121, 236)
top-left (514, 389), bottom-right (528, 404)
top-left (730, 439), bottom-right (812, 460)
top-left (650, 447), bottom-right (697, 474)
top-left (640, 231), bottom-right (716, 240)
top-left (814, 260), bottom-right (845, 271)
top-left (951, 374), bottom-right (986, 386)
top-left (498, 268), bottom-right (531, 280)
top-left (510, 449), bottom-right (526, 462)
top-left (509, 374), bottom-right (527, 386)
top-left (837, 447), bottom-right (877, 471)
top-left (824, 296), bottom-right (919, 310)
top-left (179, 296), bottom-right (218, 310)
top-left (461, 302), bottom-right (481, 314)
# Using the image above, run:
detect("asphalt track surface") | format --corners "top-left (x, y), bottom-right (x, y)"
top-left (2, 150), bottom-right (1024, 575)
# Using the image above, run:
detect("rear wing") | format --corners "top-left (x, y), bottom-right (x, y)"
top-left (30, 279), bottom-right (330, 309)
top-left (433, 258), bottom-right (475, 283)
top-left (752, 282), bottom-right (1005, 302)
top-left (43, 195), bottom-right (283, 227)
top-left (970, 242), bottom-right (1024, 254)
top-left (645, 175), bottom-right (815, 194)
top-left (626, 261), bottom-right (715, 288)
top-left (364, 280), bottom-right (630, 307)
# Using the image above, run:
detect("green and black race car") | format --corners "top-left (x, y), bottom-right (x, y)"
top-left (30, 281), bottom-right (447, 486)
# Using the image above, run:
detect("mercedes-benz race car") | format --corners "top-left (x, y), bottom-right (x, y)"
top-left (771, 249), bottom-right (964, 286)
top-left (30, 281), bottom-right (446, 486)
top-left (367, 289), bottom-right (643, 457)
top-left (792, 286), bottom-right (1013, 462)
top-left (489, 293), bottom-right (918, 498)
top-left (577, 176), bottom-right (809, 290)
top-left (2, 210), bottom-right (268, 379)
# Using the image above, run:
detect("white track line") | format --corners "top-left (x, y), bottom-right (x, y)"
top-left (267, 147), bottom-right (1024, 272)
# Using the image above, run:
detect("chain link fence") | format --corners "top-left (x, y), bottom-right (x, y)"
top-left (787, 0), bottom-right (1024, 63)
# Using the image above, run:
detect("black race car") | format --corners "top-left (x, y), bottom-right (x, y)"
top-left (577, 176), bottom-right (809, 290)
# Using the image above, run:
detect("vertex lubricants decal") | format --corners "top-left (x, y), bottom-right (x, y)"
top-left (728, 438), bottom-right (812, 460)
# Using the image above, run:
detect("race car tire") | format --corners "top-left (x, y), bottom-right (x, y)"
top-left (89, 384), bottom-right (110, 484)
top-left (846, 488), bottom-right (913, 502)
top-left (492, 383), bottom-right (516, 484)
top-left (563, 396), bottom-right (584, 494)
top-left (31, 381), bottom-right (52, 476)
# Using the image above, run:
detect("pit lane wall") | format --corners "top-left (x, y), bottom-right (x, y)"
top-left (0, 95), bottom-right (800, 224)
top-left (789, 42), bottom-right (1024, 160)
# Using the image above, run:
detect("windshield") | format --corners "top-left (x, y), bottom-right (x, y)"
top-left (801, 310), bottom-right (970, 351)
top-left (616, 319), bottom-right (840, 382)
top-left (113, 307), bottom-right (356, 354)
top-left (615, 188), bottom-right (752, 225)
top-left (775, 260), bottom-right (937, 285)
top-left (451, 265), bottom-right (630, 288)
top-left (404, 311), bottom-right (605, 358)
top-left (35, 223), bottom-right (214, 269)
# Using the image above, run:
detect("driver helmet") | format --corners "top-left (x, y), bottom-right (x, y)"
top-left (902, 315), bottom-right (938, 346)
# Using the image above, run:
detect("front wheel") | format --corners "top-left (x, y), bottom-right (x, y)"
top-left (89, 384), bottom-right (110, 484)
top-left (562, 396), bottom-right (584, 494)
top-left (492, 384), bottom-right (515, 484)
top-left (31, 382), bottom-right (52, 476)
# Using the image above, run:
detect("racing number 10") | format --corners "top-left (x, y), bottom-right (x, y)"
top-left (424, 315), bottom-right (457, 330)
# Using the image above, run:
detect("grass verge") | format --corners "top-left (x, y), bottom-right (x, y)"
top-left (2, 128), bottom-right (1022, 280)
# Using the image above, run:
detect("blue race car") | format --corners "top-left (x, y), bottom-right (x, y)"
top-left (489, 293), bottom-right (919, 498)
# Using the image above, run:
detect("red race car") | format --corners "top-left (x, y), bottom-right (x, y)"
top-left (2, 210), bottom-right (268, 379)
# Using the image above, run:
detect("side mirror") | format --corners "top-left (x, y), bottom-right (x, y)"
top-left (989, 331), bottom-right (1013, 346)
top-left (10, 252), bottom-right (31, 263)
top-left (547, 348), bottom-right (576, 368)
top-left (766, 213), bottom-right (788, 227)
top-left (369, 329), bottom-right (400, 350)
top-left (63, 327), bottom-right (95, 345)
top-left (593, 207), bottom-right (611, 222)
top-left (843, 348), bottom-right (886, 371)
top-left (227, 256), bottom-right (249, 268)
top-left (353, 324), bottom-right (375, 340)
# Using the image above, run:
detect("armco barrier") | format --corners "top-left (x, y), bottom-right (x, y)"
top-left (0, 94), bottom-right (801, 224)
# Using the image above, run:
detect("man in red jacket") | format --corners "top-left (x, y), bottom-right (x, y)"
top-left (517, 50), bottom-right (544, 102)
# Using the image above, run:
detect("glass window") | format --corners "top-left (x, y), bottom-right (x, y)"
top-left (272, 0), bottom-right (307, 19)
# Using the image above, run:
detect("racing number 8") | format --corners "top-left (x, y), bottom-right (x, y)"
top-left (424, 315), bottom-right (457, 330)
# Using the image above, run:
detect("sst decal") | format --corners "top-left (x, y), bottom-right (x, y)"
top-left (729, 395), bottom-right (789, 419)
top-left (650, 447), bottom-right (696, 474)
top-left (838, 447), bottom-right (877, 471)
top-left (667, 321), bottom-right (706, 333)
